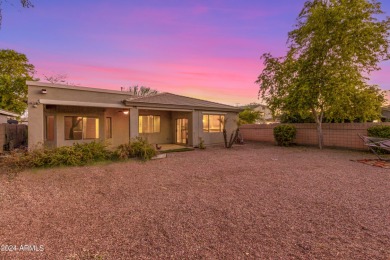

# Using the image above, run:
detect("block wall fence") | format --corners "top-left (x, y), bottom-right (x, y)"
top-left (240, 123), bottom-right (390, 150)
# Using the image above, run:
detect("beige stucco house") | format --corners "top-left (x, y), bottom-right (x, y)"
top-left (27, 81), bottom-right (240, 149)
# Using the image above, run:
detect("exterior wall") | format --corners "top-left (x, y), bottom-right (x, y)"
top-left (139, 110), bottom-right (173, 144)
top-left (28, 84), bottom-right (132, 149)
top-left (191, 111), bottom-right (200, 147)
top-left (197, 111), bottom-right (238, 146)
top-left (105, 108), bottom-right (130, 147)
top-left (240, 123), bottom-right (390, 150)
top-left (28, 102), bottom-right (45, 149)
top-left (28, 84), bottom-right (132, 106)
top-left (129, 108), bottom-right (139, 140)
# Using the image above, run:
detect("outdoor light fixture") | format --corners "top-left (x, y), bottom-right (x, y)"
top-left (41, 89), bottom-right (47, 94)
top-left (118, 110), bottom-right (129, 115)
top-left (29, 101), bottom-right (40, 108)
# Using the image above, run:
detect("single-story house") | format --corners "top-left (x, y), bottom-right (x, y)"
top-left (0, 109), bottom-right (19, 124)
top-left (240, 103), bottom-right (277, 124)
top-left (27, 81), bottom-right (240, 149)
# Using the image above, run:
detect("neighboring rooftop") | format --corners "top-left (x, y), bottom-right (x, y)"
top-left (0, 109), bottom-right (19, 117)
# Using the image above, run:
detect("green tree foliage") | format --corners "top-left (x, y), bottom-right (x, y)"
top-left (0, 0), bottom-right (34, 28)
top-left (239, 108), bottom-right (261, 124)
top-left (0, 49), bottom-right (35, 114)
top-left (256, 0), bottom-right (389, 149)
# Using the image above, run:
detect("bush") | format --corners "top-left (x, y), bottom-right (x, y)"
top-left (0, 141), bottom-right (113, 174)
top-left (367, 125), bottom-right (390, 138)
top-left (114, 137), bottom-right (156, 161)
top-left (273, 124), bottom-right (297, 146)
top-left (25, 141), bottom-right (113, 168)
top-left (1, 139), bottom-right (157, 175)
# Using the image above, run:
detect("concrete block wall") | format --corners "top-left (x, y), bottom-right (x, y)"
top-left (240, 123), bottom-right (390, 150)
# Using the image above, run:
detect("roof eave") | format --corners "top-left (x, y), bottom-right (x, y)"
top-left (124, 101), bottom-right (240, 112)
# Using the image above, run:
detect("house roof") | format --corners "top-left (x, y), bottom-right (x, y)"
top-left (0, 109), bottom-right (19, 117)
top-left (27, 81), bottom-right (135, 96)
top-left (124, 93), bottom-right (240, 112)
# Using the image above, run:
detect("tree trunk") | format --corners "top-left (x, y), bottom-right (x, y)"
top-left (312, 108), bottom-right (324, 149)
top-left (316, 121), bottom-right (323, 150)
top-left (222, 128), bottom-right (240, 148)
top-left (223, 128), bottom-right (228, 148)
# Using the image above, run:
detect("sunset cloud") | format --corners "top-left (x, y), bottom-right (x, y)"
top-left (2, 0), bottom-right (390, 105)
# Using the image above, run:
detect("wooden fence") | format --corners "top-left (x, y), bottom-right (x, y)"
top-left (240, 123), bottom-right (390, 150)
top-left (0, 123), bottom-right (28, 153)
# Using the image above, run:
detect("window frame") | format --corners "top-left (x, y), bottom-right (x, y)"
top-left (202, 114), bottom-right (225, 133)
top-left (138, 115), bottom-right (161, 134)
top-left (64, 116), bottom-right (100, 140)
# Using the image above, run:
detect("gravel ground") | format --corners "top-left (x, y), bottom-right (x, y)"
top-left (0, 143), bottom-right (389, 259)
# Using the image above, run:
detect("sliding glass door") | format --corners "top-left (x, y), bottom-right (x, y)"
top-left (176, 119), bottom-right (188, 144)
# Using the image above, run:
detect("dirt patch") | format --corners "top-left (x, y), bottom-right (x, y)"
top-left (0, 143), bottom-right (389, 259)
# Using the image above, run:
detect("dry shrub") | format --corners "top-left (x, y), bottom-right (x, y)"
top-left (114, 137), bottom-right (156, 161)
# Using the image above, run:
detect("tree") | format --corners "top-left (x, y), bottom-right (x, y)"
top-left (0, 0), bottom-right (34, 28)
top-left (239, 108), bottom-right (261, 124)
top-left (257, 0), bottom-right (389, 149)
top-left (43, 73), bottom-right (68, 84)
top-left (0, 49), bottom-right (35, 114)
top-left (122, 85), bottom-right (158, 96)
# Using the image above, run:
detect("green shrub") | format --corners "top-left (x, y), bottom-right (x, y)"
top-left (28, 141), bottom-right (113, 168)
top-left (367, 125), bottom-right (390, 138)
top-left (3, 141), bottom-right (113, 171)
top-left (1, 139), bottom-right (157, 174)
top-left (114, 137), bottom-right (156, 161)
top-left (273, 124), bottom-right (297, 146)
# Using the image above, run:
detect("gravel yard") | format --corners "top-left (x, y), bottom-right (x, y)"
top-left (0, 143), bottom-right (389, 259)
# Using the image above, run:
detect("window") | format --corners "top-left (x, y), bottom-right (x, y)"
top-left (203, 114), bottom-right (224, 132)
top-left (139, 115), bottom-right (160, 133)
top-left (65, 116), bottom-right (99, 140)
top-left (105, 117), bottom-right (112, 139)
top-left (46, 116), bottom-right (55, 141)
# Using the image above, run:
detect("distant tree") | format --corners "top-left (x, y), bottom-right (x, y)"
top-left (241, 102), bottom-right (261, 109)
top-left (43, 73), bottom-right (68, 84)
top-left (0, 49), bottom-right (35, 114)
top-left (0, 0), bottom-right (34, 28)
top-left (257, 0), bottom-right (389, 149)
top-left (239, 108), bottom-right (261, 124)
top-left (123, 85), bottom-right (158, 96)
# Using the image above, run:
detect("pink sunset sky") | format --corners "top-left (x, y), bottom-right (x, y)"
top-left (1, 0), bottom-right (390, 106)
